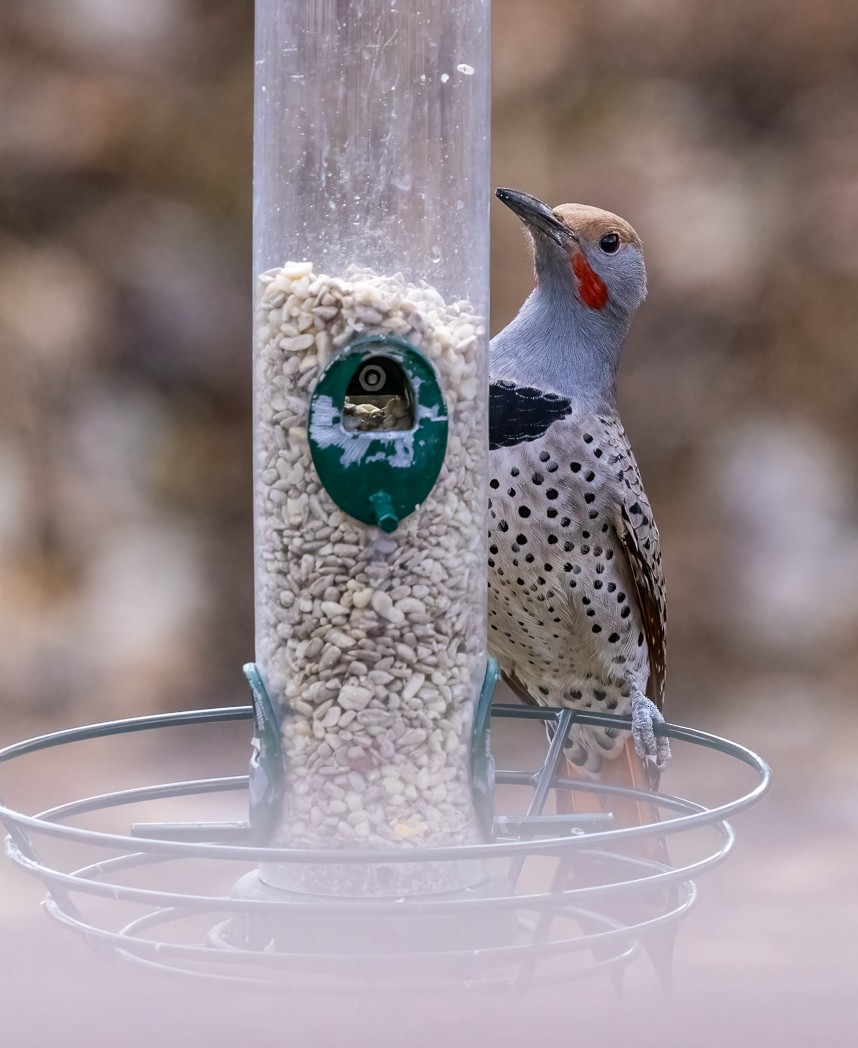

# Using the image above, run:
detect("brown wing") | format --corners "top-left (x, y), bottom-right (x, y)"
top-left (616, 500), bottom-right (667, 710)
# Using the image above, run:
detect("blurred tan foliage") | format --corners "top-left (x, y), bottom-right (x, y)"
top-left (1, 0), bottom-right (857, 747)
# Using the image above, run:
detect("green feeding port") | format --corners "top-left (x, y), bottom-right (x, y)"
top-left (308, 335), bottom-right (449, 532)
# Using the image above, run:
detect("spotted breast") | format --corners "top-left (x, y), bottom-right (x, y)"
top-left (487, 380), bottom-right (666, 777)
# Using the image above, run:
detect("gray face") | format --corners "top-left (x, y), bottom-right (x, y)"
top-left (528, 200), bottom-right (648, 321)
top-left (496, 188), bottom-right (647, 320)
top-left (492, 190), bottom-right (648, 404)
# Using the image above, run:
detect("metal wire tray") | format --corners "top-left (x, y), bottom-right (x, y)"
top-left (0, 704), bottom-right (770, 990)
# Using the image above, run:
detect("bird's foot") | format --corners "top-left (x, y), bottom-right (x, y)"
top-left (630, 693), bottom-right (670, 774)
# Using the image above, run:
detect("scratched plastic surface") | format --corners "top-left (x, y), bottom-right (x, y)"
top-left (253, 0), bottom-right (490, 301)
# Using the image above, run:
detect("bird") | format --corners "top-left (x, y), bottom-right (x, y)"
top-left (488, 187), bottom-right (670, 808)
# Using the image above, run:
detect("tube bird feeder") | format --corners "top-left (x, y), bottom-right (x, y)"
top-left (0, 0), bottom-right (771, 991)
top-left (250, 0), bottom-right (492, 894)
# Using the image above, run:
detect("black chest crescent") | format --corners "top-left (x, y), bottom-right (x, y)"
top-left (489, 381), bottom-right (573, 450)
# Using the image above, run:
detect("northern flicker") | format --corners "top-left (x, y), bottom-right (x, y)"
top-left (488, 187), bottom-right (670, 795)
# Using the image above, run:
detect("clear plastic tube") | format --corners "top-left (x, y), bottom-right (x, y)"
top-left (253, 0), bottom-right (489, 300)
top-left (252, 0), bottom-right (490, 894)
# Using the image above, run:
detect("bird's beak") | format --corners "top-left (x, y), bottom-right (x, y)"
top-left (495, 188), bottom-right (576, 248)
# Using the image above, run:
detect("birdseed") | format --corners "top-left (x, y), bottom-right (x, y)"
top-left (254, 261), bottom-right (487, 893)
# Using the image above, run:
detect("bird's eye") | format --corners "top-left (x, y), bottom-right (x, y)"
top-left (599, 232), bottom-right (620, 254)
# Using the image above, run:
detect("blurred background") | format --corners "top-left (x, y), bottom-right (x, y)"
top-left (0, 1), bottom-right (856, 1045)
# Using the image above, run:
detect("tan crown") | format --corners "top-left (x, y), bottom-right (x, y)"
top-left (552, 203), bottom-right (642, 250)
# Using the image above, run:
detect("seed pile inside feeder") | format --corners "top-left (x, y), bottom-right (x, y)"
top-left (342, 395), bottom-right (411, 432)
top-left (254, 261), bottom-right (487, 886)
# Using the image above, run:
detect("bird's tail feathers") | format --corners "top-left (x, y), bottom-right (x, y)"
top-left (557, 737), bottom-right (669, 867)
top-left (558, 739), bottom-right (677, 987)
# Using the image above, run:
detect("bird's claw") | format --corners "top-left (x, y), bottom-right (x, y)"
top-left (631, 693), bottom-right (671, 771)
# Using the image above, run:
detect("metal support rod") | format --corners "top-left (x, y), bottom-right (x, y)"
top-left (504, 707), bottom-right (576, 890)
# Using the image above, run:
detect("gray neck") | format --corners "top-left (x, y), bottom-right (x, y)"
top-left (490, 282), bottom-right (631, 407)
